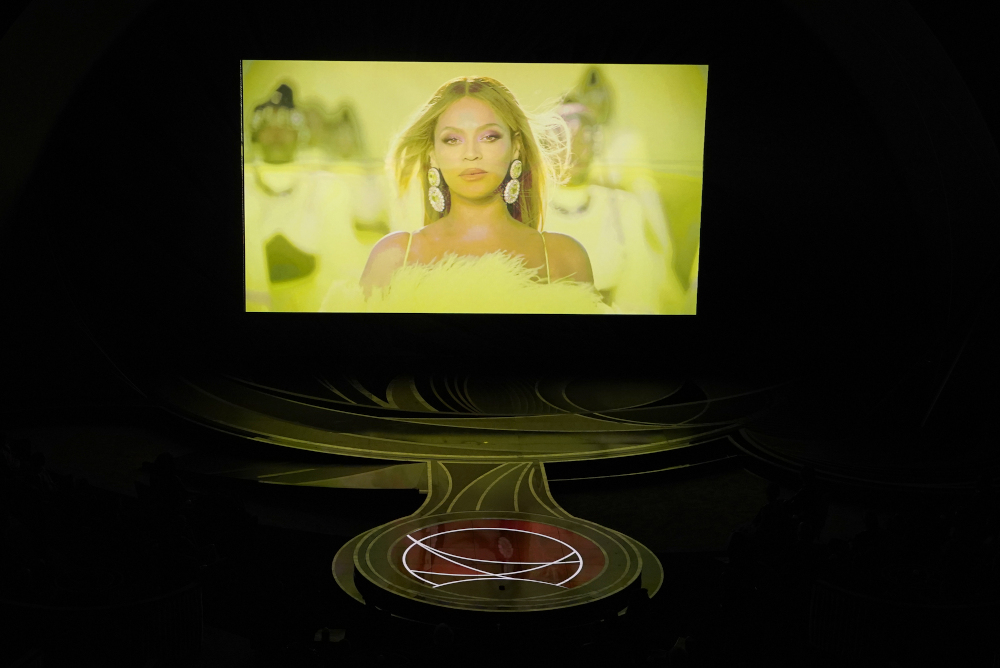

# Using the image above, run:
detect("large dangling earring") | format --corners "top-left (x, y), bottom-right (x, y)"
top-left (427, 167), bottom-right (445, 213)
top-left (503, 159), bottom-right (522, 204)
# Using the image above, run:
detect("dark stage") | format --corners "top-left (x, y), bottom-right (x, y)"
top-left (3, 0), bottom-right (1000, 665)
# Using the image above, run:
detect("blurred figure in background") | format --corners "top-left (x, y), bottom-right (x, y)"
top-left (322, 102), bottom-right (392, 242)
top-left (546, 95), bottom-right (686, 313)
top-left (294, 100), bottom-right (391, 241)
top-left (579, 65), bottom-right (703, 313)
top-left (285, 96), bottom-right (391, 263)
top-left (244, 84), bottom-right (299, 311)
top-left (243, 83), bottom-right (365, 311)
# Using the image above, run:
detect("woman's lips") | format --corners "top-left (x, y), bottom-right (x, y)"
top-left (459, 170), bottom-right (487, 181)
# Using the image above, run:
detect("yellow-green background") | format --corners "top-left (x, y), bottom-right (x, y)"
top-left (242, 61), bottom-right (706, 171)
top-left (241, 61), bottom-right (707, 291)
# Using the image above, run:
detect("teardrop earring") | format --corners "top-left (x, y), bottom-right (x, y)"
top-left (503, 159), bottom-right (522, 204)
top-left (428, 167), bottom-right (445, 213)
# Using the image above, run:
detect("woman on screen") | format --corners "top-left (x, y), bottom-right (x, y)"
top-left (321, 76), bottom-right (610, 314)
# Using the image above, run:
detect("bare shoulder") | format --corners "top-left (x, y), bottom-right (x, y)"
top-left (372, 230), bottom-right (411, 254)
top-left (361, 231), bottom-right (411, 294)
top-left (542, 231), bottom-right (587, 255)
top-left (542, 231), bottom-right (594, 284)
top-left (371, 230), bottom-right (415, 267)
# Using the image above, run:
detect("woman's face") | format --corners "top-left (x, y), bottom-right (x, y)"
top-left (431, 96), bottom-right (517, 201)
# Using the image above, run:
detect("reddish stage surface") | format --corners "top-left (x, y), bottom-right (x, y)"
top-left (397, 519), bottom-right (606, 591)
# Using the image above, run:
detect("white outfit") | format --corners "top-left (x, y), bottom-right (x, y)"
top-left (243, 162), bottom-right (368, 312)
top-left (545, 184), bottom-right (686, 314)
top-left (320, 248), bottom-right (612, 314)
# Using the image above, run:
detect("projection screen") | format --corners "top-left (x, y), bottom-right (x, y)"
top-left (243, 61), bottom-right (706, 315)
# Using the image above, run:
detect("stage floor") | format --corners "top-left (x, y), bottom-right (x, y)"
top-left (334, 460), bottom-right (659, 623)
top-left (138, 370), bottom-right (781, 618)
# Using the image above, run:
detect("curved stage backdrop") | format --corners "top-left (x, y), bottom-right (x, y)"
top-left (138, 368), bottom-right (785, 619)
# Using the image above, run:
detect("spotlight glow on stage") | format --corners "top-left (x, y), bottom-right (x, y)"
top-left (398, 519), bottom-right (605, 593)
top-left (403, 528), bottom-right (584, 588)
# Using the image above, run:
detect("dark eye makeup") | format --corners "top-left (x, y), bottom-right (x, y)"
top-left (440, 132), bottom-right (503, 144)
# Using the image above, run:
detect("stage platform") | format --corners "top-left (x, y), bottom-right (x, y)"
top-left (11, 365), bottom-right (995, 627)
top-left (334, 461), bottom-right (654, 626)
top-left (136, 369), bottom-right (783, 622)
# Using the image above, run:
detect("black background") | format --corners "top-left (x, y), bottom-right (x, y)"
top-left (2, 0), bottom-right (997, 444)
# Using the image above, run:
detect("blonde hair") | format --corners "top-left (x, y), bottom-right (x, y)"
top-left (387, 76), bottom-right (570, 231)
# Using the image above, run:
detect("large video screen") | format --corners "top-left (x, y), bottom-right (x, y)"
top-left (243, 61), bottom-right (706, 314)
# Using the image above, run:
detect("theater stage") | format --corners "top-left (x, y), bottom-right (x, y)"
top-left (129, 368), bottom-right (788, 625)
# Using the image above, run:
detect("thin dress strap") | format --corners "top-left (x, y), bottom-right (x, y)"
top-left (403, 232), bottom-right (413, 268)
top-left (541, 232), bottom-right (551, 284)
